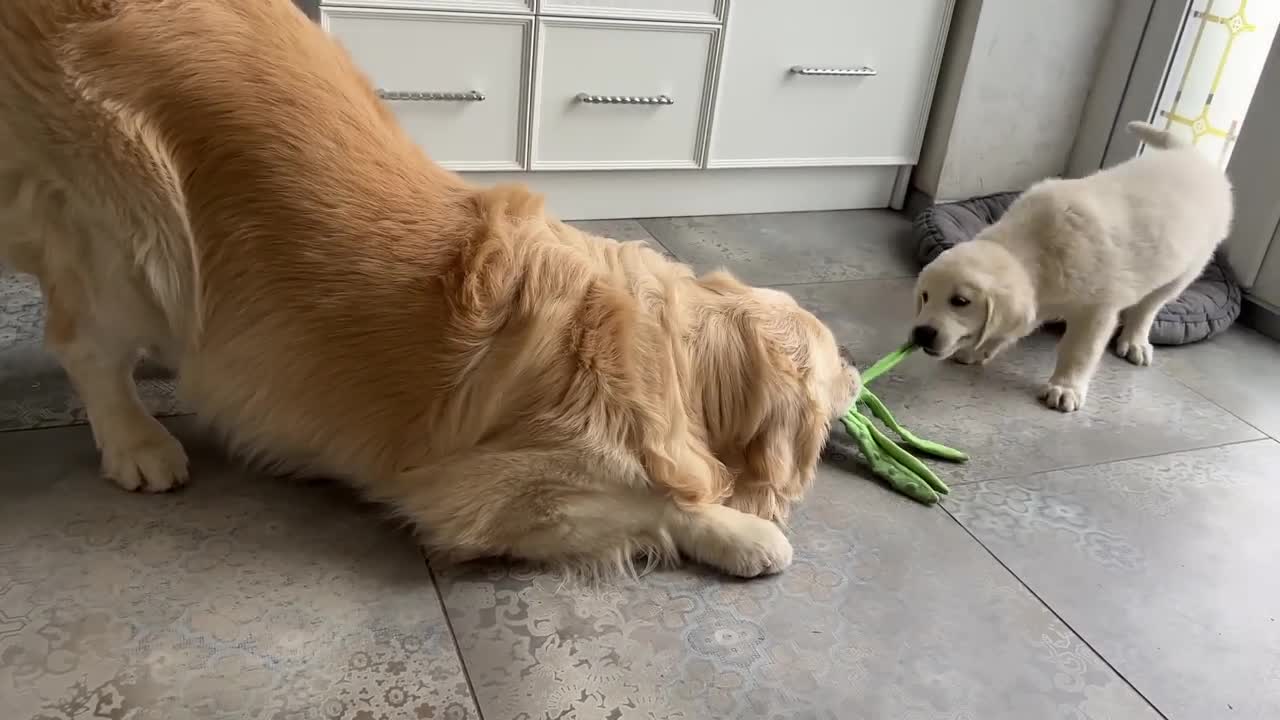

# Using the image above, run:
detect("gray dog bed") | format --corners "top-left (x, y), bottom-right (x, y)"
top-left (911, 191), bottom-right (1241, 346)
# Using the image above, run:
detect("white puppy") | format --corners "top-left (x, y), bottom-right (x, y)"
top-left (911, 121), bottom-right (1233, 412)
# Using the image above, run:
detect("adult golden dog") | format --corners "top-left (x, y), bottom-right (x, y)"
top-left (0, 0), bottom-right (857, 576)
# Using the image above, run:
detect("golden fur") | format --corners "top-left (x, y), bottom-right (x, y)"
top-left (0, 0), bottom-right (857, 576)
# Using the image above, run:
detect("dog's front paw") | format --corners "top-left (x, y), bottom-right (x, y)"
top-left (723, 518), bottom-right (794, 578)
top-left (704, 513), bottom-right (793, 578)
top-left (951, 348), bottom-right (989, 366)
top-left (1114, 335), bottom-right (1154, 366)
top-left (1040, 382), bottom-right (1087, 413)
top-left (101, 420), bottom-right (190, 493)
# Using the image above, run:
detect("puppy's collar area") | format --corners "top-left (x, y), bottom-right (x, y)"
top-left (839, 343), bottom-right (968, 505)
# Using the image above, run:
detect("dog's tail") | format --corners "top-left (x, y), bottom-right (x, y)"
top-left (1127, 120), bottom-right (1186, 150)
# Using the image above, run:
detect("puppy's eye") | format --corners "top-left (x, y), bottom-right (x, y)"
top-left (949, 295), bottom-right (970, 308)
top-left (921, 292), bottom-right (929, 304)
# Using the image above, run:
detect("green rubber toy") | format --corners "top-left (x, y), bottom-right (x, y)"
top-left (839, 342), bottom-right (968, 505)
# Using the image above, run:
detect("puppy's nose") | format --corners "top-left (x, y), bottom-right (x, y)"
top-left (911, 325), bottom-right (938, 349)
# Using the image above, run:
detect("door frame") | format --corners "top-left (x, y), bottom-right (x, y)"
top-left (1067, 0), bottom-right (1192, 177)
top-left (1067, 0), bottom-right (1280, 335)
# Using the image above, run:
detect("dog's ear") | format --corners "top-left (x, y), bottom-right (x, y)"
top-left (738, 398), bottom-right (826, 521)
top-left (977, 283), bottom-right (1034, 348)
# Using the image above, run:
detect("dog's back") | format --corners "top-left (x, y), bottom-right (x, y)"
top-left (995, 119), bottom-right (1233, 310)
top-left (0, 2), bottom-right (198, 341)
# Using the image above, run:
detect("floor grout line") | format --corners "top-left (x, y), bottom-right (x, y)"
top-left (634, 218), bottom-right (679, 260)
top-left (938, 504), bottom-right (1172, 720)
top-left (935, 435), bottom-right (1272, 489)
top-left (0, 412), bottom-right (193, 435)
top-left (1153, 361), bottom-right (1279, 442)
top-left (423, 552), bottom-right (488, 720)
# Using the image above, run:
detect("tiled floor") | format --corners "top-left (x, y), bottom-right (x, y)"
top-left (2, 210), bottom-right (1277, 720)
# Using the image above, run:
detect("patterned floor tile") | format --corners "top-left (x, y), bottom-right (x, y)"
top-left (640, 210), bottom-right (917, 286)
top-left (946, 440), bottom-right (1280, 720)
top-left (0, 421), bottom-right (478, 720)
top-left (790, 277), bottom-right (1262, 485)
top-left (434, 467), bottom-right (1159, 720)
top-left (1157, 325), bottom-right (1280, 439)
top-left (0, 268), bottom-right (185, 432)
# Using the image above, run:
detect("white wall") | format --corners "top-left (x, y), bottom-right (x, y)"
top-left (914, 0), bottom-right (1118, 203)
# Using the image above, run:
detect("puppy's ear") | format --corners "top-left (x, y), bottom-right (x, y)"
top-left (977, 284), bottom-right (1034, 348)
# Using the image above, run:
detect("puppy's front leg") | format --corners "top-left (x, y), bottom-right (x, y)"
top-left (953, 335), bottom-right (1015, 366)
top-left (1040, 308), bottom-right (1117, 412)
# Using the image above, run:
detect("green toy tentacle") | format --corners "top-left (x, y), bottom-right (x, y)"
top-left (862, 416), bottom-right (950, 496)
top-left (839, 343), bottom-right (967, 504)
top-left (857, 341), bottom-right (916, 387)
top-left (841, 410), bottom-right (940, 505)
top-left (860, 390), bottom-right (969, 463)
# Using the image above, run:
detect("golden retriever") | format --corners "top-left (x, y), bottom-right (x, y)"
top-left (0, 0), bottom-right (858, 577)
top-left (911, 121), bottom-right (1233, 412)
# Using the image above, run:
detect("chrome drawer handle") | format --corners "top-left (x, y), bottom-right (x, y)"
top-left (575, 93), bottom-right (674, 105)
top-left (376, 89), bottom-right (486, 102)
top-left (789, 65), bottom-right (877, 77)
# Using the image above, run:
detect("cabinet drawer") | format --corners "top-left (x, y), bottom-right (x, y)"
top-left (323, 8), bottom-right (533, 171)
top-left (709, 0), bottom-right (952, 168)
top-left (538, 0), bottom-right (723, 23)
top-left (321, 1), bottom-right (533, 13)
top-left (533, 19), bottom-right (719, 170)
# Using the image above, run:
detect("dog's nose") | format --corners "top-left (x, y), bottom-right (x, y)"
top-left (911, 325), bottom-right (938, 349)
top-left (837, 344), bottom-right (856, 367)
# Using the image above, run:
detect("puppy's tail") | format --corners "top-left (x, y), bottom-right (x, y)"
top-left (1127, 120), bottom-right (1186, 150)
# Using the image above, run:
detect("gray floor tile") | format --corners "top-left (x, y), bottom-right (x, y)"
top-left (790, 277), bottom-right (1262, 486)
top-left (0, 268), bottom-right (184, 432)
top-left (434, 467), bottom-right (1159, 720)
top-left (568, 219), bottom-right (675, 259)
top-left (1158, 326), bottom-right (1280, 439)
top-left (640, 210), bottom-right (916, 286)
top-left (0, 422), bottom-right (479, 720)
top-left (568, 219), bottom-right (657, 243)
top-left (946, 439), bottom-right (1280, 720)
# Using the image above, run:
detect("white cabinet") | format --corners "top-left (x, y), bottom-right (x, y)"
top-left (323, 8), bottom-right (533, 171)
top-left (538, 0), bottom-right (723, 23)
top-left (326, 0), bottom-right (534, 12)
top-left (319, 0), bottom-right (954, 219)
top-left (708, 0), bottom-right (952, 168)
top-left (532, 19), bottom-right (717, 169)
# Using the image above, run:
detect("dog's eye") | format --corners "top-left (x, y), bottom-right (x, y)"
top-left (921, 292), bottom-right (929, 304)
top-left (949, 295), bottom-right (970, 308)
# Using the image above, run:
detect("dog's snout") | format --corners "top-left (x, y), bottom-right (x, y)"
top-left (911, 325), bottom-right (938, 349)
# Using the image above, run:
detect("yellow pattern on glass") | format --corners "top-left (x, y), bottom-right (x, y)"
top-left (1152, 0), bottom-right (1278, 167)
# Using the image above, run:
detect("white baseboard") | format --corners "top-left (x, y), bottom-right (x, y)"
top-left (460, 166), bottom-right (901, 221)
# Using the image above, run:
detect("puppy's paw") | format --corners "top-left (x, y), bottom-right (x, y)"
top-left (1114, 336), bottom-right (1154, 366)
top-left (1039, 382), bottom-right (1087, 413)
top-left (951, 348), bottom-right (989, 366)
top-left (101, 421), bottom-right (189, 493)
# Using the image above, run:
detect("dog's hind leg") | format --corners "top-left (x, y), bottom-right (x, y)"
top-left (1114, 268), bottom-right (1201, 366)
top-left (381, 446), bottom-right (792, 578)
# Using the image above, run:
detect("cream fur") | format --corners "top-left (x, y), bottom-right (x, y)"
top-left (911, 121), bottom-right (1233, 412)
top-left (0, 0), bottom-right (858, 577)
